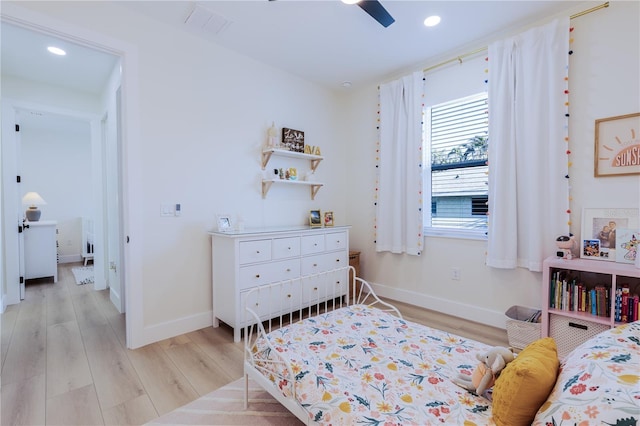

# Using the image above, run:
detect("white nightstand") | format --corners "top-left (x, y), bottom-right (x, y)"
top-left (24, 220), bottom-right (58, 282)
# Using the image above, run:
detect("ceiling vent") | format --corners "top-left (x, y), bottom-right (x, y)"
top-left (184, 4), bottom-right (232, 35)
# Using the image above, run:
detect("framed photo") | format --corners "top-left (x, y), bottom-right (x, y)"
top-left (324, 211), bottom-right (334, 227)
top-left (616, 228), bottom-right (639, 264)
top-left (594, 112), bottom-right (640, 177)
top-left (282, 127), bottom-right (305, 153)
top-left (217, 215), bottom-right (232, 232)
top-left (309, 210), bottom-right (322, 227)
top-left (581, 208), bottom-right (639, 261)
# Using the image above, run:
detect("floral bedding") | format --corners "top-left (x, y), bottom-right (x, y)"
top-left (253, 304), bottom-right (498, 425)
top-left (532, 320), bottom-right (640, 426)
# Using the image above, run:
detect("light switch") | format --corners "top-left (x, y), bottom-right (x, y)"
top-left (161, 203), bottom-right (174, 217)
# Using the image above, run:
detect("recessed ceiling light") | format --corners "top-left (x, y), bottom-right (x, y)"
top-left (341, 0), bottom-right (360, 4)
top-left (47, 46), bottom-right (66, 56)
top-left (424, 15), bottom-right (441, 27)
top-left (342, 81), bottom-right (353, 88)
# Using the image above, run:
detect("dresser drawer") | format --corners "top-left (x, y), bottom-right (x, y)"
top-left (325, 232), bottom-right (347, 251)
top-left (301, 251), bottom-right (348, 275)
top-left (239, 240), bottom-right (271, 265)
top-left (272, 237), bottom-right (301, 259)
top-left (301, 234), bottom-right (325, 255)
top-left (239, 259), bottom-right (300, 291)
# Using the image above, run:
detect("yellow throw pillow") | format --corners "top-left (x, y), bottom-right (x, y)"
top-left (492, 337), bottom-right (559, 426)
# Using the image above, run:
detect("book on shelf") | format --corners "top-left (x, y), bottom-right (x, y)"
top-left (549, 272), bottom-right (612, 319)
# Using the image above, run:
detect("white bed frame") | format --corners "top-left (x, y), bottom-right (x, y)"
top-left (243, 266), bottom-right (401, 424)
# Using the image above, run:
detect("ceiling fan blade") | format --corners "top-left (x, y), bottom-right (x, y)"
top-left (357, 0), bottom-right (395, 28)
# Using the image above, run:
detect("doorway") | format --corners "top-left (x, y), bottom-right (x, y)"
top-left (1, 23), bottom-right (126, 316)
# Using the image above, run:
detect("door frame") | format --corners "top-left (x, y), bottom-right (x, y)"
top-left (1, 5), bottom-right (144, 349)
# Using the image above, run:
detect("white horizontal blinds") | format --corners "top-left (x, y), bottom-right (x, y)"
top-left (430, 93), bottom-right (488, 230)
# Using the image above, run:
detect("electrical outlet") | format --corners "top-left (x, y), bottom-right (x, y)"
top-left (451, 267), bottom-right (461, 281)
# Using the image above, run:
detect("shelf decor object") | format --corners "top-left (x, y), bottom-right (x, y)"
top-left (22, 191), bottom-right (47, 222)
top-left (580, 208), bottom-right (639, 261)
top-left (282, 127), bottom-right (305, 152)
top-left (594, 112), bottom-right (640, 177)
top-left (260, 148), bottom-right (324, 200)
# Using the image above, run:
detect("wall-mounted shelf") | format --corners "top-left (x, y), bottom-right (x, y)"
top-left (261, 148), bottom-right (323, 173)
top-left (261, 179), bottom-right (323, 200)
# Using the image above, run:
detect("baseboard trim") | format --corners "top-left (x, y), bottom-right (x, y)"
top-left (367, 282), bottom-right (507, 330)
top-left (139, 311), bottom-right (213, 347)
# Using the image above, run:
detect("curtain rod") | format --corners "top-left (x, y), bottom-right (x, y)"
top-left (423, 1), bottom-right (609, 74)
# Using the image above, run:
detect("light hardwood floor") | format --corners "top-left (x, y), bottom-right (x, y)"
top-left (1, 262), bottom-right (509, 425)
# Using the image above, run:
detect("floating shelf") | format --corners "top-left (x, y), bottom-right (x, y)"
top-left (261, 179), bottom-right (323, 200)
top-left (261, 148), bottom-right (323, 173)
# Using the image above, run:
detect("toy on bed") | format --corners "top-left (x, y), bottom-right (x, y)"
top-left (453, 346), bottom-right (515, 396)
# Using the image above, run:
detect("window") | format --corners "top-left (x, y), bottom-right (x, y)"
top-left (425, 92), bottom-right (488, 238)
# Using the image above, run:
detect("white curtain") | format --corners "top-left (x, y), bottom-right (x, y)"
top-left (487, 18), bottom-right (570, 272)
top-left (376, 71), bottom-right (424, 255)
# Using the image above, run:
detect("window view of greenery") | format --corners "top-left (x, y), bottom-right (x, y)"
top-left (427, 93), bottom-right (488, 233)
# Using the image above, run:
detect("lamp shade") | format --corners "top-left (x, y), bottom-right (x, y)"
top-left (22, 192), bottom-right (47, 206)
top-left (22, 192), bottom-right (47, 221)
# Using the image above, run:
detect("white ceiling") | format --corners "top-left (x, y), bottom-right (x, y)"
top-left (1, 1), bottom-right (600, 94)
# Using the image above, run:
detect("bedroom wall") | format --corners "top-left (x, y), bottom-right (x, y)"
top-left (2, 1), bottom-right (350, 346)
top-left (344, 1), bottom-right (640, 329)
top-left (18, 109), bottom-right (93, 262)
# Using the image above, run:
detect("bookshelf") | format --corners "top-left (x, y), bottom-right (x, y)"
top-left (541, 256), bottom-right (640, 359)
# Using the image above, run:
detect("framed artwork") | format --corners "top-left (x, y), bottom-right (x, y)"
top-left (581, 208), bottom-right (639, 261)
top-left (594, 112), bottom-right (640, 177)
top-left (282, 127), bottom-right (305, 153)
top-left (309, 210), bottom-right (322, 227)
top-left (217, 215), bottom-right (232, 232)
top-left (324, 211), bottom-right (334, 227)
top-left (616, 228), bottom-right (639, 264)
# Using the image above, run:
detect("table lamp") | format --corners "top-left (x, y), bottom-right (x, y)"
top-left (22, 192), bottom-right (47, 221)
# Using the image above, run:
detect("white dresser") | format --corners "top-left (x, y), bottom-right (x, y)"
top-left (209, 226), bottom-right (350, 342)
top-left (24, 220), bottom-right (58, 282)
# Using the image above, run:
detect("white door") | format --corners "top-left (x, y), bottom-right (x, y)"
top-left (104, 87), bottom-right (125, 313)
top-left (1, 104), bottom-right (24, 304)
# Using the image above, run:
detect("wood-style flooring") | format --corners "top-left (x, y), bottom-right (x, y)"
top-left (1, 262), bottom-right (509, 425)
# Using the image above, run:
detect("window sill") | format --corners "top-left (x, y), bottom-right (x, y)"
top-left (424, 227), bottom-right (487, 241)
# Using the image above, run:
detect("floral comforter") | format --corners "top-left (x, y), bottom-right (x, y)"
top-left (253, 305), bottom-right (497, 425)
top-left (533, 320), bottom-right (640, 426)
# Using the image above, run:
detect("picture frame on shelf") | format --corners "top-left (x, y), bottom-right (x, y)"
top-left (594, 112), bottom-right (640, 177)
top-left (581, 208), bottom-right (639, 261)
top-left (309, 210), bottom-right (322, 227)
top-left (324, 211), bottom-right (334, 227)
top-left (616, 228), bottom-right (639, 264)
top-left (216, 215), bottom-right (232, 232)
top-left (282, 127), bottom-right (305, 153)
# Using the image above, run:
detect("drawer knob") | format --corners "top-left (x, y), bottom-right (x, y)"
top-left (313, 263), bottom-right (318, 267)
top-left (256, 250), bottom-right (260, 254)
top-left (336, 259), bottom-right (340, 262)
top-left (313, 287), bottom-right (318, 291)
top-left (286, 268), bottom-right (291, 272)
top-left (255, 274), bottom-right (260, 278)
top-left (288, 247), bottom-right (291, 250)
top-left (287, 294), bottom-right (291, 298)
top-left (336, 281), bottom-right (341, 284)
top-left (255, 303), bottom-right (259, 306)
top-left (314, 243), bottom-right (318, 246)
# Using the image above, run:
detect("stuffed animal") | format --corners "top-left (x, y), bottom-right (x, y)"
top-left (453, 346), bottom-right (515, 396)
top-left (556, 234), bottom-right (577, 260)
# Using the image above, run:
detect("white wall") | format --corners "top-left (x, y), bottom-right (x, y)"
top-left (19, 110), bottom-right (93, 262)
top-left (345, 1), bottom-right (640, 329)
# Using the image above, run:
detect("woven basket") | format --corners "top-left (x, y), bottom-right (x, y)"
top-left (505, 305), bottom-right (541, 350)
